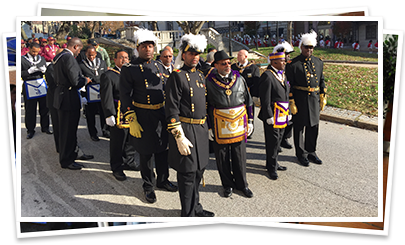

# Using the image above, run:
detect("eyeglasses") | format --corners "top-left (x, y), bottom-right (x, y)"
top-left (304, 45), bottom-right (314, 49)
top-left (219, 61), bottom-right (231, 66)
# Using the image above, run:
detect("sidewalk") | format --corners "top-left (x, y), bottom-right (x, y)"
top-left (320, 105), bottom-right (378, 131)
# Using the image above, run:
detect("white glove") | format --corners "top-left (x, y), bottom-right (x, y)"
top-left (39, 65), bottom-right (47, 73)
top-left (208, 129), bottom-right (214, 141)
top-left (81, 97), bottom-right (87, 106)
top-left (28, 66), bottom-right (39, 74)
top-left (252, 97), bottom-right (261, 107)
top-left (171, 126), bottom-right (193, 156)
top-left (106, 115), bottom-right (116, 127)
top-left (247, 121), bottom-right (254, 137)
top-left (266, 117), bottom-right (274, 125)
top-left (288, 115), bottom-right (292, 122)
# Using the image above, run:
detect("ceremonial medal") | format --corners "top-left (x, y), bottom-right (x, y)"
top-left (225, 89), bottom-right (232, 96)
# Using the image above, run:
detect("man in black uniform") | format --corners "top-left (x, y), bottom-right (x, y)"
top-left (53, 37), bottom-right (90, 170)
top-left (258, 52), bottom-right (290, 180)
top-left (206, 50), bottom-right (254, 198)
top-left (100, 50), bottom-right (139, 181)
top-left (166, 34), bottom-right (214, 217)
top-left (21, 42), bottom-right (51, 139)
top-left (231, 49), bottom-right (260, 138)
top-left (285, 30), bottom-right (327, 166)
top-left (79, 46), bottom-right (108, 141)
top-left (119, 29), bottom-right (177, 204)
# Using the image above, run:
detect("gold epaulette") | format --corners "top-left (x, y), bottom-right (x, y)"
top-left (173, 69), bottom-right (181, 73)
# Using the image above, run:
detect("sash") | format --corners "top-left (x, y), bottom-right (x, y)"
top-left (24, 78), bottom-right (47, 99)
top-left (87, 84), bottom-right (101, 102)
top-left (213, 105), bottom-right (247, 144)
top-left (273, 101), bottom-right (289, 128)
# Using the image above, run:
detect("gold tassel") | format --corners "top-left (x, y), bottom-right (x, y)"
top-left (202, 176), bottom-right (205, 187)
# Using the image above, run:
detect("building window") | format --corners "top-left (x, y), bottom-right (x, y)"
top-left (366, 25), bottom-right (377, 39)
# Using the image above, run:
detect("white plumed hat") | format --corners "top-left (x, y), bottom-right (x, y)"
top-left (273, 41), bottom-right (294, 54)
top-left (133, 28), bottom-right (157, 46)
top-left (174, 33), bottom-right (207, 69)
top-left (299, 30), bottom-right (317, 52)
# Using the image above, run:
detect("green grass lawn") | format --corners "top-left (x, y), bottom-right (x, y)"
top-left (251, 46), bottom-right (378, 64)
top-left (323, 64), bottom-right (378, 116)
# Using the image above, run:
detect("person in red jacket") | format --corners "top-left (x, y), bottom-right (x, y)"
top-left (41, 36), bottom-right (59, 62)
top-left (21, 39), bottom-right (29, 56)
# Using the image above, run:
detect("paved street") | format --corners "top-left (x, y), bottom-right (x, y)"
top-left (20, 104), bottom-right (378, 218)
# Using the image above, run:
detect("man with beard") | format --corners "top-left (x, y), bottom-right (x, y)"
top-left (165, 34), bottom-right (214, 217)
top-left (119, 29), bottom-right (177, 204)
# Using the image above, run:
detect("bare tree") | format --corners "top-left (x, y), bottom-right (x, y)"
top-left (55, 21), bottom-right (71, 39)
top-left (287, 21), bottom-right (293, 44)
top-left (176, 21), bottom-right (206, 34)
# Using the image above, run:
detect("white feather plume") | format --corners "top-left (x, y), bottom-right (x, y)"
top-left (133, 28), bottom-right (157, 46)
top-left (273, 41), bottom-right (294, 54)
top-left (173, 34), bottom-right (208, 70)
top-left (299, 30), bottom-right (317, 53)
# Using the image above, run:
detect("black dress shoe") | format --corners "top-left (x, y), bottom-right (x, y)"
top-left (144, 190), bottom-right (157, 203)
top-left (91, 135), bottom-right (100, 141)
top-left (224, 187), bottom-right (233, 197)
top-left (241, 187), bottom-right (253, 198)
top-left (157, 181), bottom-right (178, 192)
top-left (27, 132), bottom-right (35, 139)
top-left (62, 162), bottom-right (82, 170)
top-left (113, 171), bottom-right (127, 181)
top-left (195, 210), bottom-right (215, 217)
top-left (280, 139), bottom-right (293, 149)
top-left (76, 154), bottom-right (94, 160)
top-left (268, 171), bottom-right (278, 180)
top-left (308, 154), bottom-right (323, 164)
top-left (277, 165), bottom-right (287, 171)
top-left (298, 157), bottom-right (310, 167)
top-left (42, 129), bottom-right (53, 134)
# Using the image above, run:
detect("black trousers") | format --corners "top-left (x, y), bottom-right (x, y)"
top-left (177, 169), bottom-right (205, 217)
top-left (23, 95), bottom-right (49, 134)
top-left (293, 123), bottom-right (319, 158)
top-left (263, 122), bottom-right (285, 173)
top-left (109, 125), bottom-right (136, 173)
top-left (138, 150), bottom-right (169, 191)
top-left (84, 102), bottom-right (105, 137)
top-left (49, 105), bottom-right (59, 152)
top-left (282, 123), bottom-right (293, 140)
top-left (213, 140), bottom-right (248, 190)
top-left (58, 108), bottom-right (80, 168)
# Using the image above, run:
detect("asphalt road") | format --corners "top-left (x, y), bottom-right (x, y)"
top-left (20, 105), bottom-right (378, 219)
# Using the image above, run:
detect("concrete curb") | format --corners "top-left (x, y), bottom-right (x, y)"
top-left (320, 106), bottom-right (378, 131)
top-left (322, 60), bottom-right (378, 65)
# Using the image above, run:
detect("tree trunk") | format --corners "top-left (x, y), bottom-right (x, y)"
top-left (55, 22), bottom-right (71, 40)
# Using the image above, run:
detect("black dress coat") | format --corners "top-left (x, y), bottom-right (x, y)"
top-left (165, 65), bottom-right (209, 173)
top-left (258, 65), bottom-right (290, 122)
top-left (119, 57), bottom-right (170, 155)
top-left (285, 54), bottom-right (325, 127)
top-left (100, 66), bottom-right (121, 118)
top-left (53, 49), bottom-right (87, 111)
top-left (231, 62), bottom-right (261, 97)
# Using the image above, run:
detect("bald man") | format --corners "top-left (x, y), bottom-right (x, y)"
top-left (231, 49), bottom-right (260, 138)
top-left (53, 37), bottom-right (90, 170)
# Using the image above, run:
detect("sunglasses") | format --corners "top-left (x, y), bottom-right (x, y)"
top-left (219, 61), bottom-right (231, 66)
top-left (162, 55), bottom-right (173, 58)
